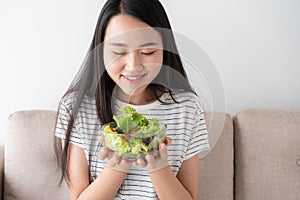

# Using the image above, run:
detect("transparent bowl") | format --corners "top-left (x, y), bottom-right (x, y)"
top-left (100, 122), bottom-right (166, 160)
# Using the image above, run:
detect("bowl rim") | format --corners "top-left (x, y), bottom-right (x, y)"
top-left (100, 121), bottom-right (167, 136)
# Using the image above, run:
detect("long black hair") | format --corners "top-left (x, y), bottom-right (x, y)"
top-left (54, 0), bottom-right (195, 185)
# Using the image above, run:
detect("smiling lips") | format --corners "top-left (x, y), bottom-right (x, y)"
top-left (122, 74), bottom-right (146, 84)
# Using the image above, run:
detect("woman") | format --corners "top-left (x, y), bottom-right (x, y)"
top-left (54, 0), bottom-right (210, 199)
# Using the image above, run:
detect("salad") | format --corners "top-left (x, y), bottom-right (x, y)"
top-left (101, 106), bottom-right (166, 159)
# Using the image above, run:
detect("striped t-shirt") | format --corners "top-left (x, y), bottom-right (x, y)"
top-left (55, 89), bottom-right (210, 200)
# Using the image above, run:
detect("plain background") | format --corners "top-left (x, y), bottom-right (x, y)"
top-left (0, 0), bottom-right (299, 144)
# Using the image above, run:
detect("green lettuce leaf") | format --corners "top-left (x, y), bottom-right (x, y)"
top-left (103, 106), bottom-right (166, 158)
top-left (112, 106), bottom-right (149, 132)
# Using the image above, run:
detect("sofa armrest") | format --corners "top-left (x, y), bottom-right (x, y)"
top-left (0, 145), bottom-right (4, 200)
top-left (234, 109), bottom-right (300, 200)
top-left (4, 110), bottom-right (69, 200)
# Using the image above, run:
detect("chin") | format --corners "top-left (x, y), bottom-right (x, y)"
top-left (119, 85), bottom-right (148, 97)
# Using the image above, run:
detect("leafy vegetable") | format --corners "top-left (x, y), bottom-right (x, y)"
top-left (112, 106), bottom-right (149, 132)
top-left (102, 106), bottom-right (166, 159)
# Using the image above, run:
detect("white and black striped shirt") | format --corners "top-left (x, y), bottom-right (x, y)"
top-left (55, 89), bottom-right (210, 200)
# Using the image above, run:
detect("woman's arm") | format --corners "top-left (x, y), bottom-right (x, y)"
top-left (149, 153), bottom-right (200, 200)
top-left (64, 141), bottom-right (127, 200)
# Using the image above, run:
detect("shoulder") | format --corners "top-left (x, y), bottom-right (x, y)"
top-left (172, 89), bottom-right (198, 101)
top-left (167, 89), bottom-right (204, 113)
top-left (59, 91), bottom-right (97, 113)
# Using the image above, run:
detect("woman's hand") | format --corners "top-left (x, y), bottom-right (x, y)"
top-left (106, 154), bottom-right (133, 172)
top-left (98, 137), bottom-right (134, 173)
top-left (137, 137), bottom-right (171, 173)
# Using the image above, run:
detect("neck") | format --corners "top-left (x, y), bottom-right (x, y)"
top-left (115, 86), bottom-right (162, 105)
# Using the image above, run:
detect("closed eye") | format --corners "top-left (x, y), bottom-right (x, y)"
top-left (112, 51), bottom-right (126, 55)
top-left (141, 51), bottom-right (156, 55)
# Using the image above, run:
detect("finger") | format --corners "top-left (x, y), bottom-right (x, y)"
top-left (118, 159), bottom-right (132, 171)
top-left (137, 157), bottom-right (147, 168)
top-left (119, 158), bottom-right (128, 166)
top-left (121, 158), bottom-right (133, 168)
top-left (99, 136), bottom-right (104, 145)
top-left (98, 147), bottom-right (109, 160)
top-left (112, 154), bottom-right (121, 164)
top-left (145, 154), bottom-right (156, 169)
top-left (159, 143), bottom-right (168, 160)
top-left (159, 142), bottom-right (166, 150)
top-left (131, 160), bottom-right (138, 166)
top-left (164, 137), bottom-right (172, 146)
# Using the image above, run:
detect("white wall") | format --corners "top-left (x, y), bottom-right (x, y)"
top-left (1, 0), bottom-right (299, 144)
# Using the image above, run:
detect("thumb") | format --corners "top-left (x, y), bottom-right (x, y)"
top-left (98, 147), bottom-right (109, 160)
top-left (99, 136), bottom-right (104, 145)
top-left (159, 143), bottom-right (168, 160)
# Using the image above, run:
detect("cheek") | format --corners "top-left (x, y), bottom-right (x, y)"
top-left (146, 50), bottom-right (163, 64)
top-left (149, 52), bottom-right (163, 74)
top-left (105, 59), bottom-right (124, 75)
top-left (103, 48), bottom-right (124, 73)
top-left (149, 64), bottom-right (162, 77)
top-left (105, 59), bottom-right (125, 82)
top-left (157, 50), bottom-right (163, 63)
top-left (143, 63), bottom-right (162, 84)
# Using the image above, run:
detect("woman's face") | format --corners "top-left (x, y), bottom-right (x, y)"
top-left (103, 14), bottom-right (163, 104)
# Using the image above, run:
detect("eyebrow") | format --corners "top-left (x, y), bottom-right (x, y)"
top-left (109, 42), bottom-right (159, 48)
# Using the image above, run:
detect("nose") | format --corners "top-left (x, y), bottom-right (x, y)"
top-left (125, 50), bottom-right (142, 71)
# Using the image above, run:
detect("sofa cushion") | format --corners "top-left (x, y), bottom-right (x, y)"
top-left (234, 109), bottom-right (300, 200)
top-left (199, 112), bottom-right (234, 200)
top-left (4, 110), bottom-right (233, 200)
top-left (5, 110), bottom-right (69, 200)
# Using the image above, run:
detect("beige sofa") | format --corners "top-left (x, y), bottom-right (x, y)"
top-left (1, 109), bottom-right (299, 200)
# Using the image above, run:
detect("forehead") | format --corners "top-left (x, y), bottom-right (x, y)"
top-left (104, 14), bottom-right (163, 48)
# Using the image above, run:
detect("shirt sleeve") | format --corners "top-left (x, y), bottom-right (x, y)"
top-left (54, 96), bottom-right (84, 149)
top-left (183, 100), bottom-right (210, 161)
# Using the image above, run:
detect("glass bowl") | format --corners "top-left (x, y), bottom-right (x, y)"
top-left (100, 122), bottom-right (166, 160)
